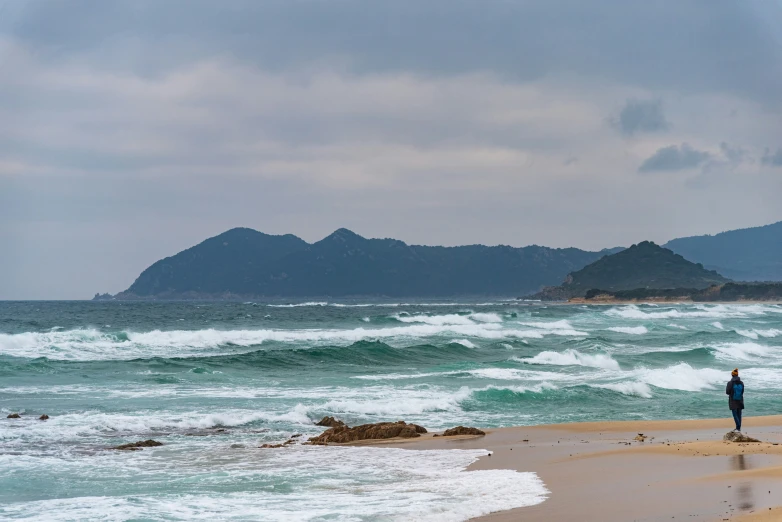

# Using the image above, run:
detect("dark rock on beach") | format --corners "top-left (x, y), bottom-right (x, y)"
top-left (441, 426), bottom-right (486, 437)
top-left (308, 420), bottom-right (427, 445)
top-left (723, 431), bottom-right (761, 443)
top-left (7, 413), bottom-right (20, 419)
top-left (112, 439), bottom-right (164, 451)
top-left (315, 416), bottom-right (346, 428)
top-left (260, 439), bottom-right (297, 449)
top-left (184, 427), bottom-right (230, 437)
top-left (39, 414), bottom-right (49, 420)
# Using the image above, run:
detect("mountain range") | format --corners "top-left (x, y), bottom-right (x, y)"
top-left (664, 221), bottom-right (782, 282)
top-left (109, 228), bottom-right (621, 299)
top-left (100, 220), bottom-right (781, 300)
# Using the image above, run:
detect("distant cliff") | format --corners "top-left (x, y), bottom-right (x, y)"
top-left (664, 221), bottom-right (782, 282)
top-left (106, 228), bottom-right (622, 299)
top-left (531, 241), bottom-right (729, 300)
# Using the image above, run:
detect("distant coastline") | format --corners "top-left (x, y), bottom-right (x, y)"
top-left (563, 282), bottom-right (782, 304)
top-left (567, 298), bottom-right (782, 305)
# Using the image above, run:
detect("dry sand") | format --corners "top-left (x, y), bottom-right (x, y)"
top-left (375, 415), bottom-right (782, 521)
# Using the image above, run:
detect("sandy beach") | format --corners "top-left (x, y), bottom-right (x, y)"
top-left (374, 415), bottom-right (782, 521)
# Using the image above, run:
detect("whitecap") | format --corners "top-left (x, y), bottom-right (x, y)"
top-left (318, 387), bottom-right (474, 416)
top-left (607, 326), bottom-right (648, 335)
top-left (606, 304), bottom-right (757, 320)
top-left (735, 328), bottom-right (781, 340)
top-left (595, 382), bottom-right (653, 398)
top-left (519, 349), bottom-right (620, 371)
top-left (0, 322), bottom-right (557, 361)
top-left (518, 320), bottom-right (588, 337)
top-left (632, 363), bottom-right (725, 392)
top-left (710, 342), bottom-right (771, 362)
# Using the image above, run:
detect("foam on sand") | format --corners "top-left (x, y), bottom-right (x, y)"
top-left (0, 446), bottom-right (548, 522)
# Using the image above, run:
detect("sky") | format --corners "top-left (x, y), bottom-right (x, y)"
top-left (1, 0), bottom-right (782, 299)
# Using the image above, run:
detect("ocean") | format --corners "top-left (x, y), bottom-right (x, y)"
top-left (2, 300), bottom-right (781, 520)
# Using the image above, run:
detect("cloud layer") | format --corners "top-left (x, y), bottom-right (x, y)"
top-left (1, 1), bottom-right (782, 298)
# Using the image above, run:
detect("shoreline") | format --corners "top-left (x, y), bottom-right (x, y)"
top-left (373, 415), bottom-right (782, 521)
top-left (567, 299), bottom-right (782, 305)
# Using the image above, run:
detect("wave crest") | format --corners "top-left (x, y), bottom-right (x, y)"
top-left (517, 349), bottom-right (620, 370)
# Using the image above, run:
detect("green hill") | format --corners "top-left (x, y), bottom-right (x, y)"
top-left (665, 221), bottom-right (782, 281)
top-left (533, 241), bottom-right (729, 299)
top-left (110, 228), bottom-right (621, 299)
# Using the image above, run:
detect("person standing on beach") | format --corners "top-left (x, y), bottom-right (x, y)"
top-left (726, 368), bottom-right (744, 431)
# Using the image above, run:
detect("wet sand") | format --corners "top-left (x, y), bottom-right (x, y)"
top-left (376, 415), bottom-right (782, 521)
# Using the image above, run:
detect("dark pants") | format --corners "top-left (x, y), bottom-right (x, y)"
top-left (731, 408), bottom-right (742, 430)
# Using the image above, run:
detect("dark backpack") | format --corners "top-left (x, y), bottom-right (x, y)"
top-left (732, 382), bottom-right (744, 401)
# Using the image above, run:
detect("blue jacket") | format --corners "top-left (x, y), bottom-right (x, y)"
top-left (726, 375), bottom-right (744, 411)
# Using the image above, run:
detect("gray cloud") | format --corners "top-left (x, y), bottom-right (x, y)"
top-left (638, 143), bottom-right (711, 173)
top-left (2, 1), bottom-right (782, 104)
top-left (613, 99), bottom-right (670, 136)
top-left (720, 142), bottom-right (750, 164)
top-left (2, 1), bottom-right (782, 298)
top-left (761, 148), bottom-right (782, 166)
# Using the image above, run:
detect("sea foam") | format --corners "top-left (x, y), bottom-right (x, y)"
top-left (607, 326), bottom-right (648, 335)
top-left (595, 381), bottom-right (653, 398)
top-left (606, 304), bottom-right (762, 320)
top-left (0, 321), bottom-right (575, 361)
top-left (633, 363), bottom-right (724, 392)
top-left (521, 349), bottom-right (620, 370)
top-left (0, 447), bottom-right (548, 521)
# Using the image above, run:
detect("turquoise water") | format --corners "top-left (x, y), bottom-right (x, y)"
top-left (2, 300), bottom-right (781, 520)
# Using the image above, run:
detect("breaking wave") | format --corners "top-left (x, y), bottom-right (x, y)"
top-left (518, 349), bottom-right (620, 370)
top-left (0, 317), bottom-right (595, 361)
top-left (606, 304), bottom-right (773, 320)
top-left (607, 326), bottom-right (648, 335)
top-left (595, 382), bottom-right (653, 398)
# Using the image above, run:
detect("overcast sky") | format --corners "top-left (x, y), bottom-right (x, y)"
top-left (2, 0), bottom-right (782, 299)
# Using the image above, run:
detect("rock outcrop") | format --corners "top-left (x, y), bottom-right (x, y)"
top-left (315, 416), bottom-right (346, 428)
top-left (441, 426), bottom-right (486, 437)
top-left (260, 439), bottom-right (297, 449)
top-left (308, 420), bottom-right (427, 445)
top-left (39, 414), bottom-right (49, 420)
top-left (6, 413), bottom-right (20, 419)
top-left (112, 439), bottom-right (164, 451)
top-left (723, 431), bottom-right (761, 443)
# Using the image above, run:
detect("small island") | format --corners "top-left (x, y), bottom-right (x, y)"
top-left (529, 241), bottom-right (782, 303)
